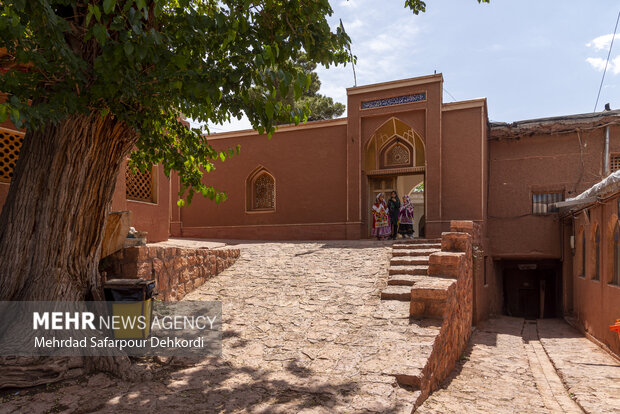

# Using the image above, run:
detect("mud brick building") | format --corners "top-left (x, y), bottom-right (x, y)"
top-left (1, 73), bottom-right (619, 355)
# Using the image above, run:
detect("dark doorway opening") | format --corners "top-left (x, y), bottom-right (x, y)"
top-left (501, 260), bottom-right (561, 319)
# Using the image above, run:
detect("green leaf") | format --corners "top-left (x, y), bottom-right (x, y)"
top-left (92, 5), bottom-right (101, 22)
top-left (103, 0), bottom-right (116, 14)
top-left (0, 105), bottom-right (7, 123)
top-left (93, 24), bottom-right (107, 45)
top-left (124, 43), bottom-right (134, 56)
top-left (265, 101), bottom-right (274, 120)
top-left (177, 199), bottom-right (185, 208)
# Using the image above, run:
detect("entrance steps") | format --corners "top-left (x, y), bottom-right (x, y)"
top-left (373, 224), bottom-right (478, 411)
top-left (377, 236), bottom-right (468, 402)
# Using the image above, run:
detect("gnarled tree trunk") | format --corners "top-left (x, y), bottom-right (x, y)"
top-left (0, 113), bottom-right (136, 300)
top-left (0, 112), bottom-right (138, 386)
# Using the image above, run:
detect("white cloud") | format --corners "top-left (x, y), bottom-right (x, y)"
top-left (339, 0), bottom-right (358, 8)
top-left (345, 18), bottom-right (363, 31)
top-left (586, 57), bottom-right (607, 71)
top-left (587, 33), bottom-right (620, 51)
top-left (586, 55), bottom-right (620, 75)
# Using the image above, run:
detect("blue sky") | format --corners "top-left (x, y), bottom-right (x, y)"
top-left (208, 0), bottom-right (619, 131)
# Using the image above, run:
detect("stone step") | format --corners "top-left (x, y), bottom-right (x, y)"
top-left (390, 257), bottom-right (429, 266)
top-left (388, 274), bottom-right (425, 286)
top-left (392, 248), bottom-right (440, 257)
top-left (410, 278), bottom-right (456, 318)
top-left (388, 274), bottom-right (456, 286)
top-left (393, 243), bottom-right (440, 250)
top-left (389, 265), bottom-right (428, 276)
top-left (395, 238), bottom-right (441, 245)
top-left (380, 285), bottom-right (412, 301)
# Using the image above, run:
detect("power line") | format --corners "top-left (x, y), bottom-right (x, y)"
top-left (594, 10), bottom-right (620, 112)
top-left (443, 87), bottom-right (457, 102)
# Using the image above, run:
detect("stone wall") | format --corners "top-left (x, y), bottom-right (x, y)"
top-left (412, 221), bottom-right (476, 409)
top-left (101, 245), bottom-right (240, 301)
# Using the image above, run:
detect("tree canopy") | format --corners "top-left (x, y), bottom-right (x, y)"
top-left (0, 0), bottom-right (353, 205)
top-left (0, 0), bottom-right (488, 205)
top-left (273, 53), bottom-right (345, 124)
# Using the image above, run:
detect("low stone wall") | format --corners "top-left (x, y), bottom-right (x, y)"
top-left (412, 221), bottom-right (477, 409)
top-left (101, 245), bottom-right (240, 301)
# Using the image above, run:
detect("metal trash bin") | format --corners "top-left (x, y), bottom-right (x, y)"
top-left (104, 279), bottom-right (156, 339)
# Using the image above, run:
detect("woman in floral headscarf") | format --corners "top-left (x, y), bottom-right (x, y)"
top-left (371, 193), bottom-right (391, 240)
top-left (398, 194), bottom-right (415, 239)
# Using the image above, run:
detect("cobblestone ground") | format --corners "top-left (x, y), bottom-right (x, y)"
top-left (537, 319), bottom-right (620, 414)
top-left (418, 316), bottom-right (620, 414)
top-left (2, 242), bottom-right (619, 414)
top-left (0, 241), bottom-right (436, 413)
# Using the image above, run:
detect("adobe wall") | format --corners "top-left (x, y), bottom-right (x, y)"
top-left (349, 75), bottom-right (443, 239)
top-left (571, 198), bottom-right (620, 356)
top-left (411, 221), bottom-right (476, 408)
top-left (441, 105), bottom-right (487, 232)
top-left (101, 245), bottom-right (240, 301)
top-left (178, 120), bottom-right (352, 240)
top-left (487, 126), bottom-right (620, 258)
top-left (110, 159), bottom-right (171, 243)
top-left (0, 123), bottom-right (171, 243)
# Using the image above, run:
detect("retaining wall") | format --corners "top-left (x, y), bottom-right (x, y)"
top-left (101, 245), bottom-right (240, 301)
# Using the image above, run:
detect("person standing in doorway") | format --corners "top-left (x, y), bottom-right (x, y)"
top-left (387, 191), bottom-right (401, 240)
top-left (398, 194), bottom-right (415, 239)
top-left (371, 193), bottom-right (391, 240)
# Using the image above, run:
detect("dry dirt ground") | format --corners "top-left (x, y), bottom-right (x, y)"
top-left (1, 241), bottom-right (619, 413)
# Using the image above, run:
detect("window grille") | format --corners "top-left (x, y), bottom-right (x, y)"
top-left (611, 154), bottom-right (620, 172)
top-left (385, 143), bottom-right (410, 166)
top-left (126, 165), bottom-right (155, 203)
top-left (253, 172), bottom-right (275, 210)
top-left (532, 192), bottom-right (563, 214)
top-left (0, 128), bottom-right (24, 183)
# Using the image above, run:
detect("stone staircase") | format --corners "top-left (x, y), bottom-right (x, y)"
top-left (381, 238), bottom-right (441, 301)
top-left (374, 224), bottom-right (478, 410)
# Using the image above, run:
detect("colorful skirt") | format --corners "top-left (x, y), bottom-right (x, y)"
top-left (372, 225), bottom-right (391, 237)
top-left (398, 223), bottom-right (414, 235)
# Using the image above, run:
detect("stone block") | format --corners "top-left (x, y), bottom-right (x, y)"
top-left (441, 232), bottom-right (472, 253)
top-left (136, 261), bottom-right (152, 279)
top-left (121, 262), bottom-right (138, 278)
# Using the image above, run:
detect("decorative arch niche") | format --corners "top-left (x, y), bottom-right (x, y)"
top-left (246, 166), bottom-right (275, 212)
top-left (364, 117), bottom-right (425, 172)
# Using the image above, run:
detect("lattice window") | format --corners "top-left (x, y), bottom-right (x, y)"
top-left (253, 172), bottom-right (275, 210)
top-left (125, 165), bottom-right (155, 203)
top-left (611, 154), bottom-right (620, 172)
top-left (532, 192), bottom-right (563, 214)
top-left (0, 128), bottom-right (24, 183)
top-left (385, 143), bottom-right (410, 166)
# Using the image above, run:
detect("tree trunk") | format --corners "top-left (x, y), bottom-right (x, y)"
top-left (0, 113), bottom-right (138, 386)
top-left (0, 112), bottom-right (137, 301)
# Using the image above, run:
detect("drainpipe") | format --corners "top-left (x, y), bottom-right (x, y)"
top-left (604, 125), bottom-right (610, 176)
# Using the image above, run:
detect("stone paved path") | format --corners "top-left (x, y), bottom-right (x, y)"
top-left (1, 241), bottom-right (436, 413)
top-left (537, 319), bottom-right (620, 414)
top-left (2, 242), bottom-right (620, 414)
top-left (418, 316), bottom-right (620, 414)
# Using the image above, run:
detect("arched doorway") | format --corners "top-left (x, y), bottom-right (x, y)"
top-left (364, 117), bottom-right (426, 238)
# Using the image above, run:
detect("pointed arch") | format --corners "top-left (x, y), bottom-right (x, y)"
top-left (364, 117), bottom-right (425, 171)
top-left (246, 166), bottom-right (276, 212)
